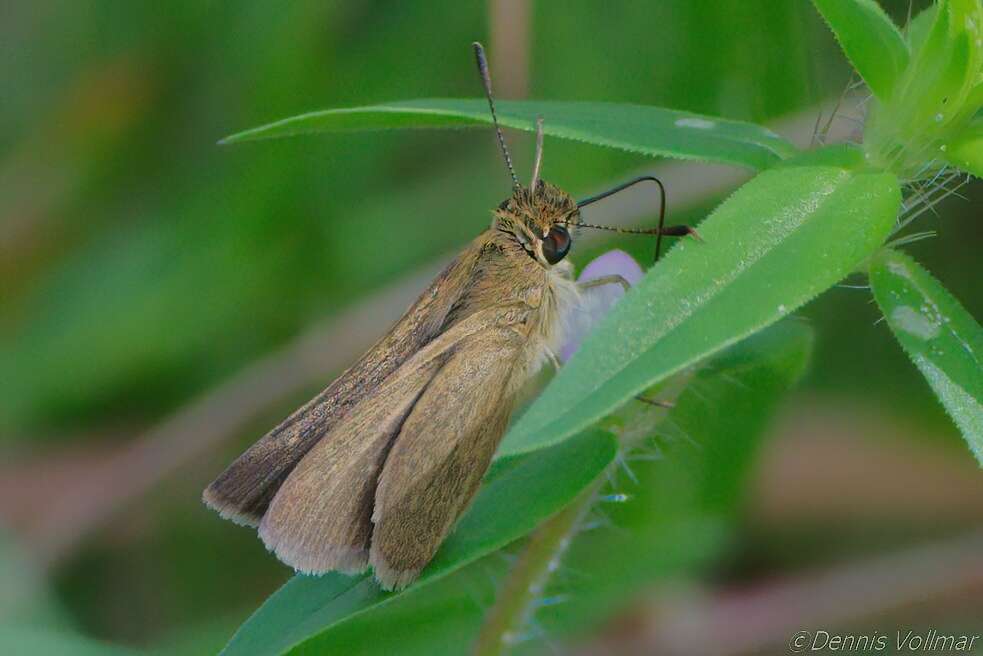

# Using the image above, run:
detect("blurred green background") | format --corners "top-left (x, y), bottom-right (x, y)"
top-left (1, 1), bottom-right (981, 654)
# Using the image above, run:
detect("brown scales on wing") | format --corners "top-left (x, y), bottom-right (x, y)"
top-left (202, 244), bottom-right (483, 526)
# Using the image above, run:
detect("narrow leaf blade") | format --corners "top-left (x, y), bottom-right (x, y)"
top-left (221, 99), bottom-right (798, 170)
top-left (500, 163), bottom-right (900, 457)
top-left (870, 249), bottom-right (983, 464)
top-left (811, 0), bottom-right (909, 100)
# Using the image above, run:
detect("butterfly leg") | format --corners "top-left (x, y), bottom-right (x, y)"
top-left (578, 274), bottom-right (630, 293)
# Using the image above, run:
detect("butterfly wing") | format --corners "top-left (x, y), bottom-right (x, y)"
top-left (257, 351), bottom-right (445, 574)
top-left (369, 324), bottom-right (524, 590)
top-left (203, 246), bottom-right (481, 526)
top-left (257, 305), bottom-right (530, 577)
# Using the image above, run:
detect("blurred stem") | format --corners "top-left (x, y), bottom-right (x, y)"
top-left (473, 482), bottom-right (599, 656)
top-left (489, 0), bottom-right (530, 98)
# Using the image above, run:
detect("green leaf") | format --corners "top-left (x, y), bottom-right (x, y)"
top-left (778, 143), bottom-right (867, 170)
top-left (269, 556), bottom-right (510, 656)
top-left (944, 114), bottom-right (983, 177)
top-left (221, 429), bottom-right (617, 656)
top-left (811, 0), bottom-right (909, 101)
top-left (542, 321), bottom-right (814, 641)
top-left (500, 164), bottom-right (900, 457)
top-left (917, 0), bottom-right (983, 126)
top-left (906, 4), bottom-right (938, 53)
top-left (220, 99), bottom-right (798, 171)
top-left (870, 249), bottom-right (983, 465)
top-left (864, 0), bottom-right (983, 175)
top-left (0, 626), bottom-right (136, 656)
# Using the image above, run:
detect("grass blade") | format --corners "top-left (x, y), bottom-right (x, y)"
top-left (870, 249), bottom-right (983, 464)
top-left (220, 99), bottom-right (798, 171)
top-left (811, 0), bottom-right (909, 101)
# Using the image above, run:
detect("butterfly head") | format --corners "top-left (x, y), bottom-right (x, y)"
top-left (494, 181), bottom-right (577, 266)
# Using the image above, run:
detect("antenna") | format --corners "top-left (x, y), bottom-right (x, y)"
top-left (472, 42), bottom-right (520, 191)
top-left (530, 116), bottom-right (544, 190)
top-left (576, 175), bottom-right (699, 262)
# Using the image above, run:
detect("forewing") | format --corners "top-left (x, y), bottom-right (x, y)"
top-left (258, 353), bottom-right (445, 575)
top-left (369, 326), bottom-right (524, 590)
top-left (258, 306), bottom-right (528, 576)
top-left (202, 245), bottom-right (481, 525)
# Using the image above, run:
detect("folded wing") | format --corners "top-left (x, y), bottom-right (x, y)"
top-left (202, 249), bottom-right (480, 526)
top-left (369, 325), bottom-right (524, 590)
top-left (258, 306), bottom-right (528, 578)
top-left (258, 352), bottom-right (445, 574)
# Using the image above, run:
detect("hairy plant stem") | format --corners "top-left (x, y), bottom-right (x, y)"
top-left (472, 481), bottom-right (601, 656)
top-left (471, 377), bottom-right (683, 655)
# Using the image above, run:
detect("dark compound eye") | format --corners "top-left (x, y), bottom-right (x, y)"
top-left (541, 224), bottom-right (571, 264)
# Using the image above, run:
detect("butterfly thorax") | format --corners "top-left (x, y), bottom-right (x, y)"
top-left (432, 181), bottom-right (581, 384)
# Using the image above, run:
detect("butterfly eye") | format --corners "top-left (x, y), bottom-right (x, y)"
top-left (541, 225), bottom-right (571, 264)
